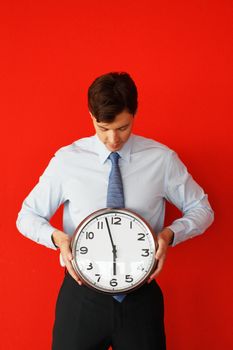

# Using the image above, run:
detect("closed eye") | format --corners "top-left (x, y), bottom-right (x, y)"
top-left (98, 127), bottom-right (108, 131)
top-left (118, 125), bottom-right (129, 131)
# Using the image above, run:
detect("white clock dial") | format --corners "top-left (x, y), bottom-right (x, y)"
top-left (71, 208), bottom-right (157, 294)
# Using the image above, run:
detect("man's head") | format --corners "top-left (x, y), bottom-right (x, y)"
top-left (88, 72), bottom-right (138, 151)
top-left (88, 72), bottom-right (138, 123)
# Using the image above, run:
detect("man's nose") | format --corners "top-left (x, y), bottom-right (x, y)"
top-left (109, 131), bottom-right (119, 144)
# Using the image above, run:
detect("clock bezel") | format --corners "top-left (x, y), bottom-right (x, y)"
top-left (71, 208), bottom-right (158, 294)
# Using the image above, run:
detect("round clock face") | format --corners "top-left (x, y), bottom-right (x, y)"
top-left (71, 208), bottom-right (157, 294)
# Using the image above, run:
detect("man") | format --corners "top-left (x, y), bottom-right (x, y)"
top-left (17, 72), bottom-right (214, 350)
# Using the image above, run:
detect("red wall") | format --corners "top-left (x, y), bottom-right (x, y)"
top-left (1, 1), bottom-right (232, 349)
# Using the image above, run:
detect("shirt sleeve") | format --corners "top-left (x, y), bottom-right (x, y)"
top-left (164, 152), bottom-right (214, 246)
top-left (16, 156), bottom-right (65, 249)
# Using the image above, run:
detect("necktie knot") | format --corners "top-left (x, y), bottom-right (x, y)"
top-left (109, 152), bottom-right (120, 164)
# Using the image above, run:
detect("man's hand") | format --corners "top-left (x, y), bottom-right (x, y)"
top-left (147, 228), bottom-right (174, 283)
top-left (52, 230), bottom-right (82, 285)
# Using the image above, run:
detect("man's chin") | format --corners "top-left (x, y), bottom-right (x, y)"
top-left (107, 144), bottom-right (122, 152)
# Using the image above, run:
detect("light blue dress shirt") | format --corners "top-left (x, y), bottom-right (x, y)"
top-left (16, 134), bottom-right (214, 252)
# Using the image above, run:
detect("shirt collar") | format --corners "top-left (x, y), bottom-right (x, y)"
top-left (93, 134), bottom-right (133, 164)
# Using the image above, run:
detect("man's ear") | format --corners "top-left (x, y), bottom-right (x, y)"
top-left (89, 111), bottom-right (96, 121)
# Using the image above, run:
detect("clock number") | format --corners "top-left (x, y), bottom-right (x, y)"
top-left (130, 221), bottom-right (133, 229)
top-left (97, 221), bottom-right (104, 229)
top-left (80, 246), bottom-right (88, 254)
top-left (87, 263), bottom-right (93, 270)
top-left (95, 274), bottom-right (101, 282)
top-left (86, 232), bottom-right (94, 239)
top-left (111, 217), bottom-right (121, 225)
top-left (137, 233), bottom-right (145, 241)
top-left (125, 275), bottom-right (134, 283)
top-left (141, 249), bottom-right (149, 257)
top-left (110, 278), bottom-right (118, 287)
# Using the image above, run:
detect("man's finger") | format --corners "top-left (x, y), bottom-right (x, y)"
top-left (60, 243), bottom-right (82, 285)
top-left (155, 239), bottom-right (167, 259)
top-left (64, 257), bottom-right (82, 285)
top-left (147, 254), bottom-right (166, 283)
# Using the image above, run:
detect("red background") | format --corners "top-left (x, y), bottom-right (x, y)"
top-left (1, 1), bottom-right (232, 349)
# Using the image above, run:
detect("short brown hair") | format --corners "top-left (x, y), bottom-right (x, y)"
top-left (88, 72), bottom-right (138, 122)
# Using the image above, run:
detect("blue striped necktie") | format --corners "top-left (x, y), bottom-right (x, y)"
top-left (107, 152), bottom-right (126, 302)
top-left (107, 152), bottom-right (124, 209)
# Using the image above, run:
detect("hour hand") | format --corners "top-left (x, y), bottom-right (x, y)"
top-left (113, 245), bottom-right (117, 258)
top-left (113, 261), bottom-right (116, 275)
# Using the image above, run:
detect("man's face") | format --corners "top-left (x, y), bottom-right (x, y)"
top-left (91, 110), bottom-right (134, 152)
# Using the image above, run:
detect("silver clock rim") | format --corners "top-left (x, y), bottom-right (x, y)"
top-left (71, 208), bottom-right (158, 294)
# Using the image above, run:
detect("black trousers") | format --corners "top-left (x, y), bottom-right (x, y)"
top-left (52, 273), bottom-right (166, 350)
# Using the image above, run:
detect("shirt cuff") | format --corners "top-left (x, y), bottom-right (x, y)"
top-left (167, 221), bottom-right (188, 246)
top-left (51, 232), bottom-right (59, 248)
top-left (38, 224), bottom-right (58, 250)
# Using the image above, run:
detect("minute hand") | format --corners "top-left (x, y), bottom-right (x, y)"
top-left (105, 217), bottom-right (117, 277)
top-left (105, 218), bottom-right (117, 257)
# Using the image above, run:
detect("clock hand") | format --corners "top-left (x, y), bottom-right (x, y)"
top-left (105, 217), bottom-right (115, 248)
top-left (112, 244), bottom-right (117, 276)
top-left (105, 218), bottom-right (117, 275)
